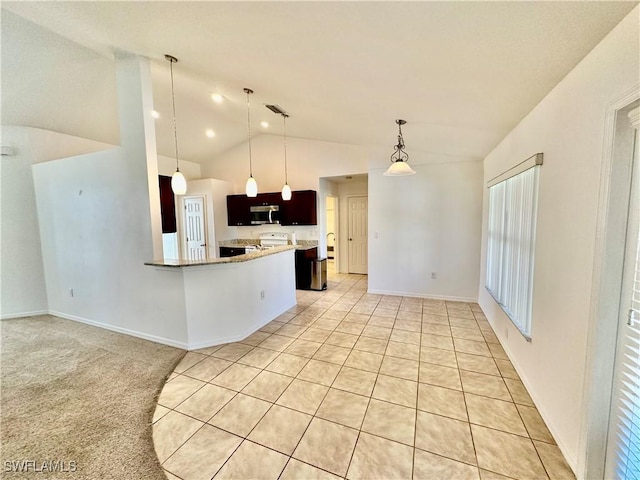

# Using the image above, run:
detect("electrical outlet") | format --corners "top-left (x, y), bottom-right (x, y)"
top-left (69, 288), bottom-right (74, 297)
top-left (260, 290), bottom-right (265, 300)
top-left (431, 272), bottom-right (437, 280)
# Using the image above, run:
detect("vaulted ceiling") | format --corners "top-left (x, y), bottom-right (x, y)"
top-left (2, 1), bottom-right (636, 167)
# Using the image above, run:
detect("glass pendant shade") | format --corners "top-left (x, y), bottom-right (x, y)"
top-left (281, 183), bottom-right (292, 201)
top-left (165, 54), bottom-right (188, 194)
top-left (171, 170), bottom-right (187, 194)
top-left (246, 176), bottom-right (258, 197)
top-left (384, 161), bottom-right (416, 176)
top-left (244, 88), bottom-right (258, 198)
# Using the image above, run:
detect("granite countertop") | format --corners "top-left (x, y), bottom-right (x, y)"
top-left (294, 245), bottom-right (317, 250)
top-left (145, 245), bottom-right (296, 268)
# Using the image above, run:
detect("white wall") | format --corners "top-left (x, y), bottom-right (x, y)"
top-left (202, 134), bottom-right (370, 193)
top-left (202, 134), bottom-right (482, 287)
top-left (181, 250), bottom-right (296, 348)
top-left (32, 148), bottom-right (188, 345)
top-left (1, 128), bottom-right (48, 317)
top-left (369, 161), bottom-right (483, 301)
top-left (201, 134), bottom-right (371, 243)
top-left (157, 154), bottom-right (201, 180)
top-left (0, 125), bottom-right (201, 315)
top-left (7, 126), bottom-right (115, 164)
top-left (0, 125), bottom-right (131, 318)
top-left (477, 7), bottom-right (640, 475)
top-left (26, 55), bottom-right (189, 346)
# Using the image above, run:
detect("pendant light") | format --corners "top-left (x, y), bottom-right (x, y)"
top-left (165, 54), bottom-right (187, 194)
top-left (281, 113), bottom-right (292, 201)
top-left (384, 119), bottom-right (416, 176)
top-left (244, 88), bottom-right (258, 197)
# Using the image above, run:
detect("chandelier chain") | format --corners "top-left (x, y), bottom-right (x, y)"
top-left (283, 114), bottom-right (288, 183)
top-left (245, 89), bottom-right (253, 177)
top-left (168, 56), bottom-right (180, 172)
top-left (391, 119), bottom-right (409, 164)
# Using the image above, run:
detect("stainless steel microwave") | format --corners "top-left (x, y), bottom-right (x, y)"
top-left (250, 205), bottom-right (280, 224)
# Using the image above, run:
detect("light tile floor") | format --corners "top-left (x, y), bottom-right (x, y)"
top-left (153, 269), bottom-right (575, 480)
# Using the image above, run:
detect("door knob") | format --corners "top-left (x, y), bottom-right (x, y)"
top-left (349, 238), bottom-right (353, 241)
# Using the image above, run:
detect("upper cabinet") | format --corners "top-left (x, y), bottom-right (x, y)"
top-left (226, 194), bottom-right (252, 226)
top-left (226, 190), bottom-right (317, 226)
top-left (281, 190), bottom-right (317, 226)
top-left (158, 175), bottom-right (177, 233)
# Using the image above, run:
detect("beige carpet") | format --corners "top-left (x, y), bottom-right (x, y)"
top-left (1, 315), bottom-right (185, 479)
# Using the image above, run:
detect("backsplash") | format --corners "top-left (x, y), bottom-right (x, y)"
top-left (219, 238), bottom-right (318, 247)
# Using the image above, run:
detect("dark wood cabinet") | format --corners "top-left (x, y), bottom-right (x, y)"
top-left (158, 175), bottom-right (177, 233)
top-left (282, 190), bottom-right (317, 226)
top-left (253, 192), bottom-right (281, 207)
top-left (295, 247), bottom-right (318, 290)
top-left (226, 194), bottom-right (252, 226)
top-left (220, 246), bottom-right (247, 257)
top-left (226, 190), bottom-right (317, 226)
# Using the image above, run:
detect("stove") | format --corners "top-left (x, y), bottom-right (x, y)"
top-left (259, 232), bottom-right (289, 249)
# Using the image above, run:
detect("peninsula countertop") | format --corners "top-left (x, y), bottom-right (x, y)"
top-left (145, 245), bottom-right (296, 268)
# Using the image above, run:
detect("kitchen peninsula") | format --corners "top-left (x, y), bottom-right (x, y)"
top-left (145, 246), bottom-right (296, 350)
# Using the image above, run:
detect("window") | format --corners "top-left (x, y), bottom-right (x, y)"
top-left (485, 154), bottom-right (541, 339)
top-left (608, 105), bottom-right (639, 480)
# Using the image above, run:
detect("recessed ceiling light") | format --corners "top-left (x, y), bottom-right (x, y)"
top-left (206, 129), bottom-right (215, 138)
top-left (211, 93), bottom-right (224, 104)
top-left (151, 110), bottom-right (160, 119)
top-left (261, 121), bottom-right (269, 129)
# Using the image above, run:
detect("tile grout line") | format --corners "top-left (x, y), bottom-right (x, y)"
top-left (156, 275), bottom-right (355, 476)
top-left (411, 301), bottom-right (426, 479)
top-left (207, 272), bottom-right (362, 479)
top-left (452, 307), bottom-right (481, 476)
top-left (156, 276), bottom-right (562, 480)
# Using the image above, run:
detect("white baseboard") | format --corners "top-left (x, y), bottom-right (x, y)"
top-left (367, 289), bottom-right (478, 303)
top-left (186, 300), bottom-right (297, 350)
top-left (48, 310), bottom-right (189, 350)
top-left (8, 303), bottom-right (298, 352)
top-left (1, 310), bottom-right (49, 320)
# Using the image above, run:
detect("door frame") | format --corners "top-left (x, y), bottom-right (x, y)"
top-left (580, 85), bottom-right (640, 479)
top-left (347, 195), bottom-right (368, 274)
top-left (180, 195), bottom-right (208, 261)
top-left (325, 195), bottom-right (339, 271)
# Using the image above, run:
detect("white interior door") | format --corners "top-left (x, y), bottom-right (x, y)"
top-left (183, 196), bottom-right (207, 261)
top-left (606, 107), bottom-right (640, 480)
top-left (348, 196), bottom-right (368, 274)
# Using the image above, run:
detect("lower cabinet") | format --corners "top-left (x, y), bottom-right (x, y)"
top-left (220, 246), bottom-right (246, 258)
top-left (295, 247), bottom-right (318, 290)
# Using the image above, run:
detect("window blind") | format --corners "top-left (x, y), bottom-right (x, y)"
top-left (485, 163), bottom-right (540, 339)
top-left (613, 228), bottom-right (640, 479)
